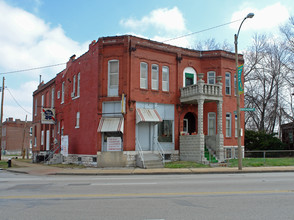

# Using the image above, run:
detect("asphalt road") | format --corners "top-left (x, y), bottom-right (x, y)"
top-left (0, 171), bottom-right (293, 220)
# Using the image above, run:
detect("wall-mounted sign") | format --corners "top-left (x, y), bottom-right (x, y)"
top-left (107, 137), bottom-right (122, 151)
top-left (41, 108), bottom-right (55, 124)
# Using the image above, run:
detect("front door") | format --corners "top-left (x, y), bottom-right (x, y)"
top-left (138, 123), bottom-right (151, 151)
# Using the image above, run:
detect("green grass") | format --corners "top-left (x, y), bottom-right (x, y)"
top-left (165, 161), bottom-right (210, 168)
top-left (0, 160), bottom-right (8, 169)
top-left (228, 158), bottom-right (294, 167)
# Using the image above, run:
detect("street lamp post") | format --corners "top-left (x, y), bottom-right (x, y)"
top-left (235, 13), bottom-right (254, 170)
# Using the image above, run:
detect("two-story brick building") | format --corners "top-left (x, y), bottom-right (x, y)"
top-left (32, 35), bottom-right (244, 167)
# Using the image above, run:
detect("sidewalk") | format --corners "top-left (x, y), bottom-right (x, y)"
top-left (5, 159), bottom-right (294, 176)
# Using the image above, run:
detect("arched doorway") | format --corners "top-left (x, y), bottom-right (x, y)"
top-left (183, 112), bottom-right (196, 134)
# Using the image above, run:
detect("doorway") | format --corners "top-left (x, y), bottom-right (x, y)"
top-left (184, 112), bottom-right (196, 134)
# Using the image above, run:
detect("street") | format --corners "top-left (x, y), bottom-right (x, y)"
top-left (0, 171), bottom-right (293, 220)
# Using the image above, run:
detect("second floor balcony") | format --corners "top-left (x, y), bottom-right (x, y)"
top-left (180, 73), bottom-right (223, 104)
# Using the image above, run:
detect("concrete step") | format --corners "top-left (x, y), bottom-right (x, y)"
top-left (142, 153), bottom-right (164, 169)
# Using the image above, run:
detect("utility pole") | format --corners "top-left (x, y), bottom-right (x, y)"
top-left (0, 77), bottom-right (5, 161)
top-left (22, 115), bottom-right (28, 159)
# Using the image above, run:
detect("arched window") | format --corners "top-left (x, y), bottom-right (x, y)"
top-left (183, 67), bottom-right (196, 87)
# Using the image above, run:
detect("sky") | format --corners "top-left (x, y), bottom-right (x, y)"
top-left (0, 0), bottom-right (293, 122)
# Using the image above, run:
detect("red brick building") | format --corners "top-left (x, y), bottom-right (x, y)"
top-left (32, 35), bottom-right (244, 167)
top-left (2, 118), bottom-right (32, 155)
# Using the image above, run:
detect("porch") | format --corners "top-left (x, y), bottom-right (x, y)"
top-left (179, 73), bottom-right (224, 163)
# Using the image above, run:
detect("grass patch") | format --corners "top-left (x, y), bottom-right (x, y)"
top-left (0, 160), bottom-right (9, 169)
top-left (228, 158), bottom-right (294, 167)
top-left (165, 161), bottom-right (209, 168)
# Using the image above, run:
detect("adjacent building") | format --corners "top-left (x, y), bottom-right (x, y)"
top-left (2, 117), bottom-right (32, 155)
top-left (32, 35), bottom-right (245, 167)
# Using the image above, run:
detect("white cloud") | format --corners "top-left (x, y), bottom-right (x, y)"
top-left (0, 0), bottom-right (89, 121)
top-left (120, 7), bottom-right (193, 48)
top-left (230, 2), bottom-right (290, 31)
top-left (121, 7), bottom-right (186, 33)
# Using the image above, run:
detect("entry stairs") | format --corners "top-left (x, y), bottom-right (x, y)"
top-left (137, 152), bottom-right (164, 169)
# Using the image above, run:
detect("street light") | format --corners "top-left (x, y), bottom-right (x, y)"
top-left (235, 13), bottom-right (254, 170)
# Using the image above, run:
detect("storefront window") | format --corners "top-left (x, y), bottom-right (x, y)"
top-left (158, 120), bottom-right (173, 142)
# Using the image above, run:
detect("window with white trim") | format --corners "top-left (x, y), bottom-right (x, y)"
top-left (51, 88), bottom-right (54, 108)
top-left (151, 64), bottom-right (159, 90)
top-left (61, 82), bottom-right (65, 103)
top-left (76, 112), bottom-right (80, 128)
top-left (225, 72), bottom-right (231, 95)
top-left (226, 113), bottom-right (232, 137)
top-left (234, 74), bottom-right (237, 96)
top-left (162, 66), bottom-right (169, 92)
top-left (207, 71), bottom-right (216, 84)
top-left (77, 73), bottom-right (80, 97)
top-left (235, 114), bottom-right (238, 137)
top-left (41, 94), bottom-right (44, 108)
top-left (140, 62), bottom-right (148, 89)
top-left (108, 60), bottom-right (119, 96)
top-left (34, 98), bottom-right (37, 116)
top-left (41, 130), bottom-right (44, 145)
top-left (208, 112), bottom-right (216, 135)
top-left (72, 75), bottom-right (76, 97)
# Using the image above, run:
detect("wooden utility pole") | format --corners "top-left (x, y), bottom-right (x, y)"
top-left (21, 115), bottom-right (28, 159)
top-left (0, 77), bottom-right (5, 161)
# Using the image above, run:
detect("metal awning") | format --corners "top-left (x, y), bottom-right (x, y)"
top-left (97, 117), bottom-right (124, 133)
top-left (136, 108), bottom-right (162, 124)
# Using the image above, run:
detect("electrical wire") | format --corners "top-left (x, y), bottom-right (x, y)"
top-left (163, 18), bottom-right (243, 43)
top-left (0, 18), bottom-right (243, 75)
top-left (6, 88), bottom-right (32, 115)
top-left (0, 62), bottom-right (66, 75)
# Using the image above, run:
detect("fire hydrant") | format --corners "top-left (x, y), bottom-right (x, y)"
top-left (7, 158), bottom-right (11, 168)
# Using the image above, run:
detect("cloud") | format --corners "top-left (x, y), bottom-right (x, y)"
top-left (120, 6), bottom-right (193, 48)
top-left (121, 7), bottom-right (186, 33)
top-left (230, 2), bottom-right (290, 31)
top-left (0, 0), bottom-right (89, 121)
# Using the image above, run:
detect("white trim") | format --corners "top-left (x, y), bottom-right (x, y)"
top-left (183, 67), bottom-right (197, 87)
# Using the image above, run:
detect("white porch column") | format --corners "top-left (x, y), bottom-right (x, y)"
top-left (217, 100), bottom-right (224, 161)
top-left (217, 100), bottom-right (223, 135)
top-left (198, 99), bottom-right (204, 135)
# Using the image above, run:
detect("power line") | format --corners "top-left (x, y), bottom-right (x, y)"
top-left (6, 88), bottom-right (32, 115)
top-left (0, 62), bottom-right (66, 75)
top-left (163, 18), bottom-right (243, 43)
top-left (0, 18), bottom-right (243, 75)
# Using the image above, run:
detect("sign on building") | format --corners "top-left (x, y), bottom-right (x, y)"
top-left (61, 135), bottom-right (69, 157)
top-left (107, 137), bottom-right (122, 151)
top-left (41, 108), bottom-right (55, 124)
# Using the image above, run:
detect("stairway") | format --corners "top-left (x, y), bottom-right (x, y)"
top-left (137, 152), bottom-right (164, 169)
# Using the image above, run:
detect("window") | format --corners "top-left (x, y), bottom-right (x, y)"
top-left (61, 82), bottom-right (65, 103)
top-left (151, 64), bottom-right (159, 90)
top-left (30, 140), bottom-right (32, 149)
top-left (158, 120), bottom-right (173, 142)
top-left (108, 60), bottom-right (119, 96)
top-left (185, 73), bottom-right (194, 86)
top-left (235, 114), bottom-right (238, 137)
top-left (183, 119), bottom-right (188, 133)
top-left (51, 88), bottom-right (54, 108)
top-left (34, 136), bottom-right (37, 147)
top-left (140, 62), bottom-right (148, 89)
top-left (34, 98), bottom-right (37, 116)
top-left (41, 130), bottom-right (44, 145)
top-left (226, 113), bottom-right (232, 137)
top-left (208, 112), bottom-right (216, 136)
top-left (77, 73), bottom-right (80, 97)
top-left (207, 71), bottom-right (216, 84)
top-left (225, 72), bottom-right (231, 95)
top-left (30, 127), bottom-right (33, 136)
top-left (234, 74), bottom-right (237, 96)
top-left (57, 121), bottom-right (60, 134)
top-left (162, 66), bottom-right (169, 92)
top-left (76, 112), bottom-right (80, 128)
top-left (72, 75), bottom-right (76, 97)
top-left (41, 95), bottom-right (44, 108)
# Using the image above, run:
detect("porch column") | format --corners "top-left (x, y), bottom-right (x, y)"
top-left (198, 99), bottom-right (204, 135)
top-left (217, 100), bottom-right (224, 161)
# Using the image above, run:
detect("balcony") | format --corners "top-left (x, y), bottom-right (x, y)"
top-left (180, 73), bottom-right (223, 104)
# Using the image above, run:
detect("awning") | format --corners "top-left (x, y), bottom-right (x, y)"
top-left (97, 117), bottom-right (124, 133)
top-left (136, 108), bottom-right (162, 124)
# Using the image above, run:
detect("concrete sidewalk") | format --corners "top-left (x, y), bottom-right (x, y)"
top-left (4, 159), bottom-right (294, 176)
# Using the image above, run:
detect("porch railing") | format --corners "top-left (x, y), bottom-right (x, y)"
top-left (154, 139), bottom-right (165, 165)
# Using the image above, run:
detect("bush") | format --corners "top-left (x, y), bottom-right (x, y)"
top-left (245, 130), bottom-right (286, 151)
